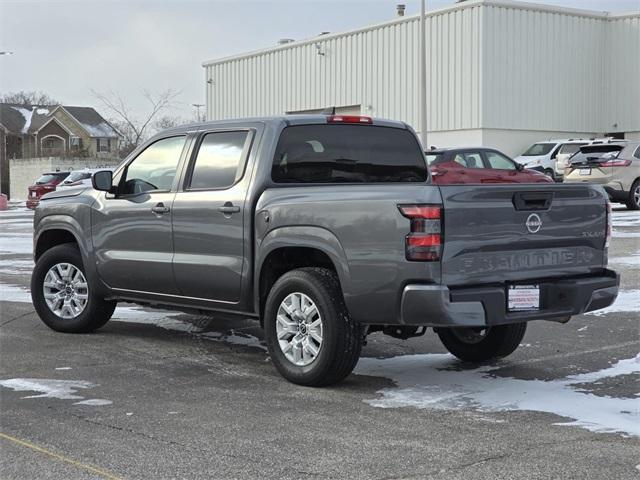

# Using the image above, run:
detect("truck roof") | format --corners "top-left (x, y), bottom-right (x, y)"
top-left (158, 115), bottom-right (410, 136)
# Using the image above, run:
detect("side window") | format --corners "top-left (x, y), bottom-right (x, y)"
top-left (634, 146), bottom-right (640, 160)
top-left (188, 131), bottom-right (249, 190)
top-left (485, 151), bottom-right (516, 170)
top-left (121, 136), bottom-right (185, 194)
top-left (454, 152), bottom-right (483, 169)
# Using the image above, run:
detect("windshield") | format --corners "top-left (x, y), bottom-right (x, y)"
top-left (558, 143), bottom-right (586, 155)
top-left (63, 171), bottom-right (92, 183)
top-left (272, 125), bottom-right (428, 183)
top-left (36, 173), bottom-right (68, 184)
top-left (522, 143), bottom-right (556, 156)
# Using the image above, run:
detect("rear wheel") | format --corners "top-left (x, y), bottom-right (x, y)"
top-left (436, 323), bottom-right (527, 363)
top-left (264, 267), bottom-right (363, 387)
top-left (31, 244), bottom-right (116, 333)
top-left (626, 179), bottom-right (640, 210)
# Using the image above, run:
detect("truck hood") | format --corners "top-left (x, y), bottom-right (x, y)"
top-left (41, 187), bottom-right (87, 201)
top-left (515, 155), bottom-right (546, 167)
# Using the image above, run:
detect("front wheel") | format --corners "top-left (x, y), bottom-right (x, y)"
top-left (31, 243), bottom-right (116, 333)
top-left (436, 323), bottom-right (527, 363)
top-left (264, 268), bottom-right (363, 387)
top-left (543, 168), bottom-right (556, 181)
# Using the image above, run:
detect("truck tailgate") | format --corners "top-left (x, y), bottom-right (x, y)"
top-left (439, 184), bottom-right (607, 286)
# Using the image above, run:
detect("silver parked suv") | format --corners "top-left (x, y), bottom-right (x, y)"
top-left (564, 141), bottom-right (640, 210)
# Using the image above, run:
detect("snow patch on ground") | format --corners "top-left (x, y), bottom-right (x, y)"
top-left (613, 230), bottom-right (640, 238)
top-left (113, 306), bottom-right (266, 350)
top-left (0, 378), bottom-right (95, 400)
top-left (356, 353), bottom-right (640, 437)
top-left (611, 211), bottom-right (640, 228)
top-left (610, 252), bottom-right (640, 266)
top-left (0, 284), bottom-right (32, 302)
top-left (0, 236), bottom-right (33, 254)
top-left (0, 258), bottom-right (33, 275)
top-left (74, 399), bottom-right (113, 406)
top-left (586, 290), bottom-right (640, 316)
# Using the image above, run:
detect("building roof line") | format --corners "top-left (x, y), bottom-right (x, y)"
top-left (202, 0), bottom-right (638, 67)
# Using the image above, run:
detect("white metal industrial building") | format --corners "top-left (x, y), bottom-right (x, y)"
top-left (203, 0), bottom-right (640, 156)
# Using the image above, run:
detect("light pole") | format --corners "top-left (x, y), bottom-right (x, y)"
top-left (192, 103), bottom-right (205, 122)
top-left (419, 0), bottom-right (427, 147)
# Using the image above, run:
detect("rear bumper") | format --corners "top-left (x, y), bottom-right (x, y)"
top-left (400, 269), bottom-right (619, 327)
top-left (603, 182), bottom-right (627, 201)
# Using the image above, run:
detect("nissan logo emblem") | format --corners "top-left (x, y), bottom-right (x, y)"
top-left (526, 213), bottom-right (542, 233)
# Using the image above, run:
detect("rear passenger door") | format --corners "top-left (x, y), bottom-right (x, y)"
top-left (171, 129), bottom-right (255, 304)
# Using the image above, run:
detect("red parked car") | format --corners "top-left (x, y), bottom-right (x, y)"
top-left (26, 172), bottom-right (70, 209)
top-left (425, 147), bottom-right (552, 184)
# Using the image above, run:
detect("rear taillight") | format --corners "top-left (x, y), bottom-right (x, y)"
top-left (601, 159), bottom-right (631, 167)
top-left (327, 115), bottom-right (372, 124)
top-left (605, 200), bottom-right (612, 249)
top-left (398, 204), bottom-right (442, 261)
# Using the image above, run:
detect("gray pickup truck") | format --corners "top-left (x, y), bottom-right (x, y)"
top-left (31, 115), bottom-right (620, 386)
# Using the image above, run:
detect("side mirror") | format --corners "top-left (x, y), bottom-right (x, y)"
top-left (516, 163), bottom-right (524, 171)
top-left (92, 170), bottom-right (114, 192)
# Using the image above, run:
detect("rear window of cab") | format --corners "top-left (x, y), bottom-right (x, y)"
top-left (272, 125), bottom-right (428, 183)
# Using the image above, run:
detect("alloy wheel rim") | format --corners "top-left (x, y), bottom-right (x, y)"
top-left (450, 327), bottom-right (490, 344)
top-left (634, 185), bottom-right (640, 207)
top-left (276, 292), bottom-right (323, 367)
top-left (43, 263), bottom-right (89, 319)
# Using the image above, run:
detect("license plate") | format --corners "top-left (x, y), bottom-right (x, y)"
top-left (508, 285), bottom-right (540, 311)
top-left (30, 191), bottom-right (36, 197)
top-left (579, 168), bottom-right (591, 176)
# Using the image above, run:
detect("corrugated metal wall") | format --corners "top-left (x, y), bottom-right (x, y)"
top-left (482, 4), bottom-right (608, 132)
top-left (605, 14), bottom-right (640, 133)
top-left (205, 3), bottom-right (484, 131)
top-left (204, 1), bottom-right (639, 135)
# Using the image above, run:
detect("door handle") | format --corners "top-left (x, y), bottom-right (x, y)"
top-left (217, 203), bottom-right (240, 215)
top-left (151, 203), bottom-right (170, 214)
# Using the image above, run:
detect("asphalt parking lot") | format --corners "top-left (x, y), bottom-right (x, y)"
top-left (1, 204), bottom-right (638, 480)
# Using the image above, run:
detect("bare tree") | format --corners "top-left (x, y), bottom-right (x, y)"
top-left (0, 90), bottom-right (59, 105)
top-left (92, 89), bottom-right (181, 156)
top-left (152, 114), bottom-right (189, 132)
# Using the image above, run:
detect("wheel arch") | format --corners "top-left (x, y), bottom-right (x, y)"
top-left (255, 226), bottom-right (351, 322)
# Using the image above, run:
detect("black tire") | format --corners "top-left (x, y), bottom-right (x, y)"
top-left (625, 179), bottom-right (640, 210)
top-left (436, 323), bottom-right (527, 363)
top-left (31, 243), bottom-right (116, 333)
top-left (264, 267), bottom-right (363, 387)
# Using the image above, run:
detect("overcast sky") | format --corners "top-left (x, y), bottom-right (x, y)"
top-left (1, 0), bottom-right (638, 121)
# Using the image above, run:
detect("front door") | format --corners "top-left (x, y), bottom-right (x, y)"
top-left (171, 129), bottom-right (254, 303)
top-left (92, 135), bottom-right (188, 294)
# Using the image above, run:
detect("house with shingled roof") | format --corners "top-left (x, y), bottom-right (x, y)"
top-left (0, 103), bottom-right (120, 159)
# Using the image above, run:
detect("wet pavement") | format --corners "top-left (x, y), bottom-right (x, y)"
top-left (1, 205), bottom-right (638, 479)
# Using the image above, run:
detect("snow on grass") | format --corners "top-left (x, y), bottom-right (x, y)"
top-left (586, 290), bottom-right (640, 316)
top-left (355, 353), bottom-right (640, 437)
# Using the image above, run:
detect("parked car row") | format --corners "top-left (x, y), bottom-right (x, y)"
top-left (26, 168), bottom-right (113, 209)
top-left (513, 137), bottom-right (640, 210)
